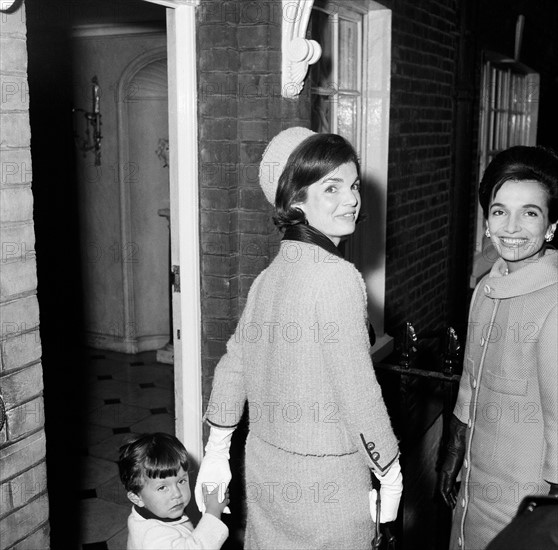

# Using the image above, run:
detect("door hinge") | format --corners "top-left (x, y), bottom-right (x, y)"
top-left (172, 265), bottom-right (180, 293)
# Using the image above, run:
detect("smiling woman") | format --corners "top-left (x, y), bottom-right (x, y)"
top-left (439, 146), bottom-right (558, 550)
top-left (485, 178), bottom-right (556, 272)
top-left (479, 146), bottom-right (558, 275)
top-left (195, 127), bottom-right (402, 549)
top-left (293, 162), bottom-right (361, 246)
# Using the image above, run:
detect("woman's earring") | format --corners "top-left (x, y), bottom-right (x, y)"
top-left (545, 232), bottom-right (554, 242)
top-left (485, 228), bottom-right (491, 238)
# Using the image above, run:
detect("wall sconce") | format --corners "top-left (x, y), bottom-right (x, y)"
top-left (155, 138), bottom-right (169, 168)
top-left (73, 76), bottom-right (103, 166)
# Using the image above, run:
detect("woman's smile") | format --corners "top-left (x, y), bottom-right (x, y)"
top-left (499, 237), bottom-right (529, 246)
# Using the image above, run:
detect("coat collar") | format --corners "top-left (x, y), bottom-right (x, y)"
top-left (133, 504), bottom-right (187, 523)
top-left (485, 249), bottom-right (558, 299)
top-left (281, 224), bottom-right (344, 258)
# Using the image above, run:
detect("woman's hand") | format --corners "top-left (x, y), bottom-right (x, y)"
top-left (370, 458), bottom-right (403, 523)
top-left (438, 415), bottom-right (467, 508)
top-left (194, 427), bottom-right (234, 514)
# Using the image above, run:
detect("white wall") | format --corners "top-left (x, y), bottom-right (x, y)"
top-left (72, 29), bottom-right (170, 352)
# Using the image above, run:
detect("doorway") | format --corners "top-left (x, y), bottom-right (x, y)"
top-left (25, 0), bottom-right (202, 545)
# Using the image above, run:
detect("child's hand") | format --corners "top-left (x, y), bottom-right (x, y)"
top-left (203, 483), bottom-right (230, 519)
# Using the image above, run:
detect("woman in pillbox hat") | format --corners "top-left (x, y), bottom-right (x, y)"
top-left (195, 127), bottom-right (402, 549)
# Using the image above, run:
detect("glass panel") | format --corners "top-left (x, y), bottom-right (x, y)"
top-left (339, 18), bottom-right (358, 90)
top-left (310, 10), bottom-right (333, 89)
top-left (311, 94), bottom-right (332, 134)
top-left (337, 95), bottom-right (357, 145)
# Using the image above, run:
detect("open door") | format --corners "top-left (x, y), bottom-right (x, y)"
top-left (145, 0), bottom-right (203, 464)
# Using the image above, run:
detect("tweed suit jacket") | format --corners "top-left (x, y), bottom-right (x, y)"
top-left (206, 240), bottom-right (399, 474)
top-left (451, 249), bottom-right (558, 550)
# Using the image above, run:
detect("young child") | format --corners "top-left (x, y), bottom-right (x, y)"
top-left (118, 432), bottom-right (229, 549)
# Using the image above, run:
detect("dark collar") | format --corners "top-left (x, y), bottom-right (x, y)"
top-left (282, 224), bottom-right (344, 259)
top-left (134, 504), bottom-right (185, 523)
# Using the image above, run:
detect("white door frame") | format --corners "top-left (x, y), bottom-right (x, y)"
top-left (142, 0), bottom-right (203, 464)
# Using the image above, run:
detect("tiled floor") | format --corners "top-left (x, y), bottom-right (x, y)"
top-left (78, 348), bottom-right (175, 549)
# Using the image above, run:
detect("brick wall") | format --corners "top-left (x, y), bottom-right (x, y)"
top-left (196, 0), bottom-right (462, 414)
top-left (196, 0), bottom-right (461, 406)
top-left (385, 0), bottom-right (458, 337)
top-left (197, 0), bottom-right (309, 412)
top-left (0, 2), bottom-right (50, 548)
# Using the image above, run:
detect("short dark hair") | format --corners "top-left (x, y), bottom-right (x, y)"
top-left (479, 145), bottom-right (558, 222)
top-left (273, 133), bottom-right (361, 230)
top-left (118, 433), bottom-right (189, 494)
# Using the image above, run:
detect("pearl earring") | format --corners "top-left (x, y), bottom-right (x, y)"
top-left (485, 228), bottom-right (490, 238)
top-left (545, 233), bottom-right (554, 242)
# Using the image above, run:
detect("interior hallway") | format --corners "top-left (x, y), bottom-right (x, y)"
top-left (78, 348), bottom-right (174, 549)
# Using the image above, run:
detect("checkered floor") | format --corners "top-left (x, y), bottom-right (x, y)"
top-left (78, 349), bottom-right (174, 549)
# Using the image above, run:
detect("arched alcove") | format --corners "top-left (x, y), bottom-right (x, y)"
top-left (116, 48), bottom-right (170, 352)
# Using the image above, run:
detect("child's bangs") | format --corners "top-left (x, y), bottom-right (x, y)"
top-left (143, 444), bottom-right (189, 479)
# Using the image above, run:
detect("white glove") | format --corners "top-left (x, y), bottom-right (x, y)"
top-left (194, 426), bottom-right (234, 514)
top-left (369, 458), bottom-right (403, 523)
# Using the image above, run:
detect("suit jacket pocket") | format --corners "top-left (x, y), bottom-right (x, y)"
top-left (483, 370), bottom-right (528, 396)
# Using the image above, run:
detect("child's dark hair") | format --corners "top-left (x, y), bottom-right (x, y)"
top-left (118, 432), bottom-right (189, 494)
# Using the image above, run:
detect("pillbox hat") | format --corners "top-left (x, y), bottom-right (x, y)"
top-left (259, 127), bottom-right (316, 204)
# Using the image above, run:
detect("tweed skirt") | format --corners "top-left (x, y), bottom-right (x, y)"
top-left (243, 433), bottom-right (374, 550)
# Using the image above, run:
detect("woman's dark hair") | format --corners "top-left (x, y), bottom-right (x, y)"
top-left (479, 145), bottom-right (558, 222)
top-left (118, 433), bottom-right (189, 494)
top-left (273, 133), bottom-right (361, 230)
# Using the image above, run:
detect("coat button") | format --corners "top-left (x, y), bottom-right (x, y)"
top-left (462, 498), bottom-right (466, 507)
top-left (464, 459), bottom-right (468, 469)
top-left (458, 537), bottom-right (463, 547)
top-left (468, 419), bottom-right (472, 428)
top-left (472, 378), bottom-right (477, 388)
top-left (480, 336), bottom-right (485, 346)
top-left (484, 284), bottom-right (491, 294)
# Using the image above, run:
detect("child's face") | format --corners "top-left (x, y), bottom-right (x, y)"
top-left (131, 467), bottom-right (191, 520)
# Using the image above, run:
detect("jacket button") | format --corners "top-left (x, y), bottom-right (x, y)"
top-left (484, 284), bottom-right (491, 294)
top-left (468, 419), bottom-right (472, 428)
top-left (458, 537), bottom-right (463, 547)
top-left (462, 498), bottom-right (466, 507)
top-left (472, 378), bottom-right (477, 388)
top-left (464, 459), bottom-right (468, 469)
top-left (480, 336), bottom-right (485, 346)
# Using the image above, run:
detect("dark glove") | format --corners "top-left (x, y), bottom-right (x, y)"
top-left (438, 414), bottom-right (467, 508)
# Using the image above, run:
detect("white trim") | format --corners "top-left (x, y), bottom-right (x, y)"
top-left (312, 2), bottom-right (392, 357)
top-left (330, 11), bottom-right (339, 131)
top-left (361, 6), bottom-right (392, 359)
top-left (281, 0), bottom-right (322, 98)
top-left (165, 5), bottom-right (203, 465)
top-left (147, 0), bottom-right (199, 7)
top-left (0, 0), bottom-right (20, 10)
top-left (138, 0), bottom-right (202, 465)
top-left (371, 333), bottom-right (394, 362)
top-left (85, 332), bottom-right (169, 353)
